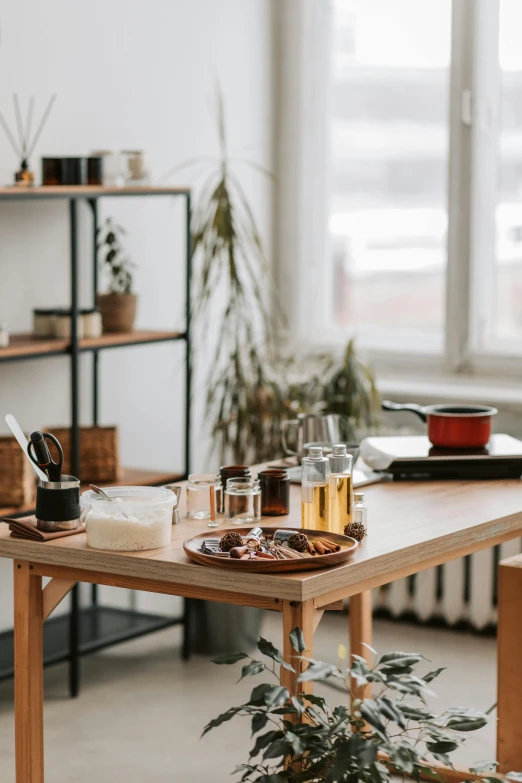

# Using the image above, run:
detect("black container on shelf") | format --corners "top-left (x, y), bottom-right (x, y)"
top-left (87, 156), bottom-right (103, 185)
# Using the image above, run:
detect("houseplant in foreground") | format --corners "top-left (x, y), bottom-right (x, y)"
top-left (204, 630), bottom-right (516, 782)
top-left (97, 217), bottom-right (137, 333)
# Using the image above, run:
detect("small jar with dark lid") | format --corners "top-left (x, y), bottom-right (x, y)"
top-left (219, 466), bottom-right (251, 513)
top-left (258, 468), bottom-right (290, 516)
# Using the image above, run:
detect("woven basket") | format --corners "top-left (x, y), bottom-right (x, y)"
top-left (44, 426), bottom-right (121, 483)
top-left (0, 436), bottom-right (37, 508)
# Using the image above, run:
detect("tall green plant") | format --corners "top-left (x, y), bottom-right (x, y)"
top-left (204, 632), bottom-right (514, 783)
top-left (191, 92), bottom-right (290, 463)
top-left (190, 92), bottom-right (380, 463)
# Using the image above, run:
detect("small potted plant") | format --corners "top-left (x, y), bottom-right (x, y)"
top-left (97, 217), bottom-right (137, 333)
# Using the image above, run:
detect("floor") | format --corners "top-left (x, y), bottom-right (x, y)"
top-left (0, 611), bottom-right (497, 782)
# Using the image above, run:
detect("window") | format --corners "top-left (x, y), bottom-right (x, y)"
top-left (329, 0), bottom-right (451, 350)
top-left (280, 0), bottom-right (522, 374)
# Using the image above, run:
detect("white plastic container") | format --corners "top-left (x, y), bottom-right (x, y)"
top-left (80, 486), bottom-right (175, 551)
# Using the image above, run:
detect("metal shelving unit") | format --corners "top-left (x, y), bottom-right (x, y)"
top-left (0, 185), bottom-right (192, 695)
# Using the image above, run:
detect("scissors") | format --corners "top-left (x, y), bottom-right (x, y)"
top-left (28, 431), bottom-right (64, 482)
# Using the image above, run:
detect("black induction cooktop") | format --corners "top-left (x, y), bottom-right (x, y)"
top-left (360, 434), bottom-right (522, 480)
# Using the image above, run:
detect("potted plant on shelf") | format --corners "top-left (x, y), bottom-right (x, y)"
top-left (205, 631), bottom-right (516, 782)
top-left (97, 217), bottom-right (137, 333)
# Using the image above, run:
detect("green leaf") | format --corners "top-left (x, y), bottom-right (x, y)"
top-left (445, 714), bottom-right (488, 732)
top-left (378, 652), bottom-right (425, 668)
top-left (297, 660), bottom-right (342, 682)
top-left (469, 761), bottom-right (498, 775)
top-left (304, 693), bottom-right (327, 710)
top-left (378, 696), bottom-right (406, 729)
top-left (257, 637), bottom-right (294, 671)
top-left (251, 712), bottom-right (268, 736)
top-left (263, 737), bottom-right (289, 761)
top-left (359, 699), bottom-right (387, 736)
top-left (390, 744), bottom-right (416, 775)
top-left (212, 652), bottom-right (248, 665)
top-left (249, 683), bottom-right (274, 705)
top-left (423, 667), bottom-right (446, 683)
top-left (396, 704), bottom-right (435, 722)
top-left (249, 729), bottom-right (281, 758)
top-left (289, 627), bottom-right (306, 653)
top-left (426, 740), bottom-right (459, 754)
top-left (240, 660), bottom-right (265, 680)
top-left (264, 685), bottom-right (289, 708)
top-left (201, 707), bottom-right (239, 736)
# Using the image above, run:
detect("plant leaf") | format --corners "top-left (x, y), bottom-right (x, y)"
top-left (426, 740), bottom-right (459, 754)
top-left (423, 667), bottom-right (446, 683)
top-left (212, 652), bottom-right (248, 665)
top-left (289, 627), bottom-right (306, 654)
top-left (469, 761), bottom-right (498, 774)
top-left (240, 660), bottom-right (265, 681)
top-left (251, 712), bottom-right (268, 736)
top-left (257, 637), bottom-right (294, 671)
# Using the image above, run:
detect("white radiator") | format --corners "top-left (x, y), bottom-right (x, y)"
top-left (374, 539), bottom-right (522, 631)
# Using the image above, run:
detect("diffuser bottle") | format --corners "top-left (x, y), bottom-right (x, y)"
top-left (301, 446), bottom-right (329, 531)
top-left (327, 444), bottom-right (353, 535)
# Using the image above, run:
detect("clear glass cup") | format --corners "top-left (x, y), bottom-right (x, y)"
top-left (186, 473), bottom-right (222, 520)
top-left (225, 477), bottom-right (261, 525)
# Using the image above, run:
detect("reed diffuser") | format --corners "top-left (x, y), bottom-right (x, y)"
top-left (0, 94), bottom-right (56, 186)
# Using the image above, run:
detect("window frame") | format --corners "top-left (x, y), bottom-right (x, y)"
top-left (275, 0), bottom-right (522, 380)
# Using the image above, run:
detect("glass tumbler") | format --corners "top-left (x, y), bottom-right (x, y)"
top-left (186, 473), bottom-right (223, 520)
top-left (225, 478), bottom-right (261, 525)
top-left (219, 466), bottom-right (251, 513)
top-left (259, 469), bottom-right (290, 516)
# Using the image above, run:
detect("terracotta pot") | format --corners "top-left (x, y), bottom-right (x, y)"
top-left (382, 400), bottom-right (498, 449)
top-left (97, 293), bottom-right (137, 333)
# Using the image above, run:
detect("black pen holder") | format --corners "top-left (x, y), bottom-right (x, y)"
top-left (36, 475), bottom-right (81, 533)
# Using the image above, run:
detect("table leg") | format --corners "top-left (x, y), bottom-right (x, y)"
top-left (349, 591), bottom-right (372, 703)
top-left (281, 600), bottom-right (315, 701)
top-left (497, 556), bottom-right (522, 772)
top-left (14, 561), bottom-right (44, 783)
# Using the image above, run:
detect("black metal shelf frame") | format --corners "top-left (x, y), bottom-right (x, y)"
top-left (0, 187), bottom-right (192, 695)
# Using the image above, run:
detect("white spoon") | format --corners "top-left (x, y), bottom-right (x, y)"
top-left (5, 414), bottom-right (48, 482)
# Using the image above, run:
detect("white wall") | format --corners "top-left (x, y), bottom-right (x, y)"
top-left (0, 0), bottom-right (275, 629)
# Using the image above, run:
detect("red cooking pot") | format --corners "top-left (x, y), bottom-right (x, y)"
top-left (382, 400), bottom-right (498, 449)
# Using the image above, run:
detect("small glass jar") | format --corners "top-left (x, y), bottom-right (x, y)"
top-left (352, 492), bottom-right (367, 533)
top-left (53, 309), bottom-right (84, 339)
top-left (81, 308), bottom-right (103, 338)
top-left (258, 469), bottom-right (289, 516)
top-left (0, 321), bottom-right (9, 348)
top-left (33, 308), bottom-right (57, 338)
top-left (219, 466), bottom-right (251, 513)
top-left (186, 473), bottom-right (222, 520)
top-left (225, 477), bottom-right (261, 525)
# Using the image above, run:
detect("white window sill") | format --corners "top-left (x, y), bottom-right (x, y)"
top-left (378, 373), bottom-right (522, 409)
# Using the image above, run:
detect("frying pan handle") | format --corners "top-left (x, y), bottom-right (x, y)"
top-left (381, 400), bottom-right (428, 423)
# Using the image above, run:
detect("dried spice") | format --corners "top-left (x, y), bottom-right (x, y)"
top-left (344, 522), bottom-right (366, 542)
top-left (288, 532), bottom-right (308, 552)
top-left (219, 531), bottom-right (243, 552)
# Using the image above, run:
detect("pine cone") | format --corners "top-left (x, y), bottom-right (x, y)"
top-left (344, 522), bottom-right (366, 542)
top-left (288, 532), bottom-right (309, 552)
top-left (219, 531), bottom-right (243, 552)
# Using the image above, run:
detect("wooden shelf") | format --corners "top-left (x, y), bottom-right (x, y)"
top-left (0, 467), bottom-right (184, 519)
top-left (0, 185), bottom-right (190, 200)
top-left (0, 330), bottom-right (184, 362)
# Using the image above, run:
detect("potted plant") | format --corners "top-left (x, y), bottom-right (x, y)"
top-left (97, 217), bottom-right (137, 333)
top-left (204, 630), bottom-right (517, 782)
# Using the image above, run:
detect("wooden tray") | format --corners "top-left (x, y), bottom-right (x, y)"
top-left (183, 527), bottom-right (359, 572)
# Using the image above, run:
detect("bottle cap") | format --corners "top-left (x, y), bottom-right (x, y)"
top-left (354, 492), bottom-right (365, 502)
top-left (332, 444), bottom-right (347, 457)
top-left (307, 446), bottom-right (323, 459)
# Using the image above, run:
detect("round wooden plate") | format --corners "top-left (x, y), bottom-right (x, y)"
top-left (183, 527), bottom-right (359, 572)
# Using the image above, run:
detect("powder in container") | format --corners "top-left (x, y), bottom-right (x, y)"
top-left (80, 486), bottom-right (176, 551)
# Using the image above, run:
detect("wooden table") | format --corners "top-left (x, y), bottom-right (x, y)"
top-left (2, 475), bottom-right (522, 782)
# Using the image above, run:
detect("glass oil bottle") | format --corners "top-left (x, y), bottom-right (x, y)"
top-left (301, 445), bottom-right (329, 531)
top-left (327, 444), bottom-right (353, 535)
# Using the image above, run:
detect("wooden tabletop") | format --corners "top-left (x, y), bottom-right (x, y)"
top-left (1, 473), bottom-right (522, 603)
